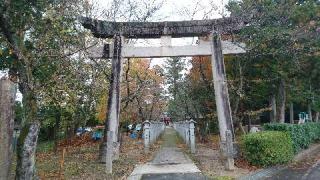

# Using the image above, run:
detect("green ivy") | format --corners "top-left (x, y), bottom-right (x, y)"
top-left (241, 131), bottom-right (294, 167)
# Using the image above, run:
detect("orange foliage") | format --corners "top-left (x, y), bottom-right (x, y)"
top-left (96, 94), bottom-right (107, 123)
top-left (96, 58), bottom-right (166, 124)
top-left (189, 56), bottom-right (212, 83)
top-left (120, 58), bottom-right (166, 123)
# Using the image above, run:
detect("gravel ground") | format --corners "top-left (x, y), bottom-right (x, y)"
top-left (190, 140), bottom-right (250, 179)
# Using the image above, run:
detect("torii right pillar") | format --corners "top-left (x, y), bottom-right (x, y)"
top-left (211, 32), bottom-right (235, 170)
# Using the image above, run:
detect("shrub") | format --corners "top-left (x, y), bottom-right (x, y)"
top-left (241, 131), bottom-right (294, 167)
top-left (264, 123), bottom-right (320, 153)
top-left (304, 123), bottom-right (320, 141)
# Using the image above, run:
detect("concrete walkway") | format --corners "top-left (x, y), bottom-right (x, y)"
top-left (128, 127), bottom-right (207, 180)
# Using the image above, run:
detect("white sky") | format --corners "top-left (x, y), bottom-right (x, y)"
top-left (93, 0), bottom-right (229, 21)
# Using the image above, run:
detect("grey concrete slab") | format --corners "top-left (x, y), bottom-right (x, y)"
top-left (304, 162), bottom-right (320, 180)
top-left (130, 163), bottom-right (201, 176)
top-left (152, 147), bottom-right (193, 165)
top-left (141, 173), bottom-right (208, 180)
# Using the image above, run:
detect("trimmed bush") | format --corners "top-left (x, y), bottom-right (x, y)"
top-left (241, 131), bottom-right (294, 167)
top-left (264, 123), bottom-right (320, 153)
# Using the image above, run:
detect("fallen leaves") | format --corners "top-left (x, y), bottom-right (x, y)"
top-left (36, 133), bottom-right (160, 180)
top-left (57, 133), bottom-right (98, 150)
top-left (235, 157), bottom-right (259, 171)
top-left (191, 135), bottom-right (251, 178)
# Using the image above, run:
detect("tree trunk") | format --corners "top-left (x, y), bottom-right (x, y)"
top-left (0, 78), bottom-right (16, 180)
top-left (16, 80), bottom-right (40, 180)
top-left (278, 79), bottom-right (286, 123)
top-left (308, 103), bottom-right (313, 122)
top-left (16, 122), bottom-right (40, 180)
top-left (54, 108), bottom-right (61, 153)
top-left (308, 82), bottom-right (313, 122)
top-left (290, 102), bottom-right (294, 124)
top-left (248, 116), bottom-right (251, 132)
top-left (239, 122), bottom-right (246, 134)
top-left (315, 112), bottom-right (319, 123)
top-left (270, 94), bottom-right (277, 123)
top-left (136, 98), bottom-right (146, 122)
top-left (232, 60), bottom-right (243, 128)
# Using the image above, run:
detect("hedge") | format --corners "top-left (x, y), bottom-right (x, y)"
top-left (264, 123), bottom-right (320, 153)
top-left (241, 131), bottom-right (294, 167)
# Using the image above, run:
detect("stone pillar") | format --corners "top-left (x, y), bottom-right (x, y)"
top-left (185, 121), bottom-right (190, 146)
top-left (225, 130), bottom-right (235, 170)
top-left (156, 123), bottom-right (159, 138)
top-left (189, 120), bottom-right (196, 153)
top-left (0, 78), bottom-right (16, 179)
top-left (143, 121), bottom-right (150, 153)
top-left (270, 94), bottom-right (277, 123)
top-left (211, 32), bottom-right (235, 170)
top-left (316, 112), bottom-right (320, 123)
top-left (100, 34), bottom-right (124, 163)
top-left (150, 122), bottom-right (155, 144)
top-left (298, 113), bottom-right (303, 124)
top-left (106, 131), bottom-right (113, 173)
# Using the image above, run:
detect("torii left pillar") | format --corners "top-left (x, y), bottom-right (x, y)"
top-left (211, 32), bottom-right (235, 170)
top-left (100, 35), bottom-right (123, 173)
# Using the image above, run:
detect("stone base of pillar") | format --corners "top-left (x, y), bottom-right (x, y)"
top-left (219, 140), bottom-right (235, 171)
top-left (98, 141), bottom-right (120, 162)
top-left (106, 131), bottom-right (114, 174)
top-left (113, 142), bottom-right (120, 160)
top-left (225, 158), bottom-right (235, 171)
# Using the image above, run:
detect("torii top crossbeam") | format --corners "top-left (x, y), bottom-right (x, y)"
top-left (80, 17), bottom-right (246, 38)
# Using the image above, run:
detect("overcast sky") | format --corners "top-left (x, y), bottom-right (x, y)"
top-left (93, 0), bottom-right (230, 21)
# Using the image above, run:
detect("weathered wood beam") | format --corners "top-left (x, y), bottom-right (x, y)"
top-left (80, 17), bottom-right (246, 38)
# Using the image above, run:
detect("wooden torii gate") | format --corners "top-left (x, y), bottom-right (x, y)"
top-left (81, 17), bottom-right (246, 172)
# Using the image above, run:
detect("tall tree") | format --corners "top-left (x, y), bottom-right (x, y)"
top-left (164, 57), bottom-right (189, 120)
top-left (164, 57), bottom-right (185, 100)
